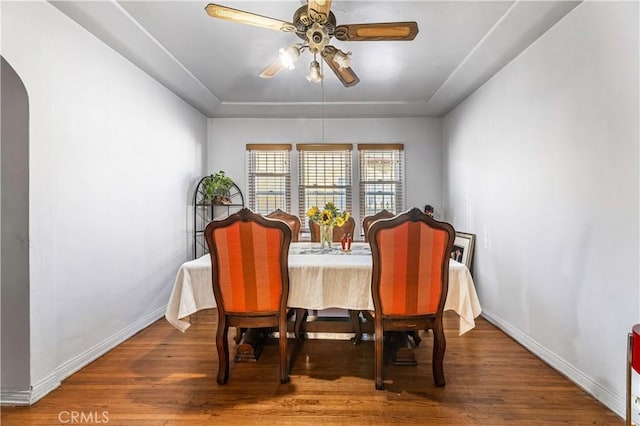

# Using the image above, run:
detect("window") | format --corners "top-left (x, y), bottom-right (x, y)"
top-left (297, 144), bottom-right (352, 231)
top-left (246, 144), bottom-right (292, 215)
top-left (358, 144), bottom-right (404, 220)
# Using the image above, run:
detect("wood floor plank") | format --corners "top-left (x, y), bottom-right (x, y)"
top-left (1, 310), bottom-right (622, 425)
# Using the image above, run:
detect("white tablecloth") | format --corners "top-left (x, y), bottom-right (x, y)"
top-left (165, 242), bottom-right (481, 335)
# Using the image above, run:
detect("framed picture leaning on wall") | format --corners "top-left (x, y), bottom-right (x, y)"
top-left (451, 232), bottom-right (475, 273)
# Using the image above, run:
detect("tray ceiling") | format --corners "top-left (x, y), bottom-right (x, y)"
top-left (51, 1), bottom-right (580, 118)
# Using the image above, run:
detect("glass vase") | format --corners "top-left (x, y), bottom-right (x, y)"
top-left (320, 224), bottom-right (334, 249)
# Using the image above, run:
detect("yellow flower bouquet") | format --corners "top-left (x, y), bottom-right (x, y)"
top-left (306, 202), bottom-right (350, 248)
top-left (306, 202), bottom-right (350, 227)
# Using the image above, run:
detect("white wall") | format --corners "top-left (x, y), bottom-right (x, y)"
top-left (443, 1), bottom-right (639, 417)
top-left (207, 117), bottom-right (443, 230)
top-left (1, 1), bottom-right (207, 403)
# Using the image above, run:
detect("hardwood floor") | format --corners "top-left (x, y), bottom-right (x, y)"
top-left (2, 310), bottom-right (621, 425)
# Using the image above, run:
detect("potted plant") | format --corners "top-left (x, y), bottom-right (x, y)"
top-left (202, 170), bottom-right (234, 204)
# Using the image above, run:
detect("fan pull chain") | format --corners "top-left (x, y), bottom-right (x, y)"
top-left (321, 59), bottom-right (325, 144)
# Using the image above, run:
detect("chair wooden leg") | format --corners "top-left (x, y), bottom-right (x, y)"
top-left (432, 322), bottom-right (446, 387)
top-left (294, 308), bottom-right (308, 341)
top-left (279, 314), bottom-right (289, 384)
top-left (410, 331), bottom-right (422, 347)
top-left (349, 310), bottom-right (362, 345)
top-left (216, 317), bottom-right (230, 384)
top-left (375, 324), bottom-right (384, 390)
top-left (234, 327), bottom-right (245, 344)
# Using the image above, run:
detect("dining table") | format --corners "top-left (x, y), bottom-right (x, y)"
top-left (165, 242), bottom-right (481, 338)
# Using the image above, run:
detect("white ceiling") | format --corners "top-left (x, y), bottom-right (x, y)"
top-left (51, 0), bottom-right (580, 118)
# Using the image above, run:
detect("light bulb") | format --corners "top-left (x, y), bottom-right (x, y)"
top-left (306, 60), bottom-right (323, 83)
top-left (334, 50), bottom-right (352, 70)
top-left (278, 45), bottom-right (300, 70)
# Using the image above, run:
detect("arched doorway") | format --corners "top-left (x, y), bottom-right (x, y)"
top-left (1, 56), bottom-right (31, 402)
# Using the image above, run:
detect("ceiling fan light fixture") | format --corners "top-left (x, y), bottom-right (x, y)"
top-left (205, 2), bottom-right (418, 88)
top-left (334, 49), bottom-right (352, 70)
top-left (306, 60), bottom-right (323, 83)
top-left (278, 45), bottom-right (300, 70)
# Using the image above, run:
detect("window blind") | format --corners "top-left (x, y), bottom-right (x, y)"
top-left (358, 144), bottom-right (404, 221)
top-left (297, 144), bottom-right (352, 232)
top-left (246, 144), bottom-right (292, 215)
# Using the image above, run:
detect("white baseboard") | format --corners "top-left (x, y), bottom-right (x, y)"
top-left (29, 372), bottom-right (61, 405)
top-left (481, 309), bottom-right (625, 420)
top-left (1, 305), bottom-right (166, 406)
top-left (0, 389), bottom-right (32, 406)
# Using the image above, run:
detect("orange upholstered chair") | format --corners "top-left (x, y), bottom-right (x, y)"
top-left (266, 209), bottom-right (301, 242)
top-left (368, 207), bottom-right (455, 390)
top-left (205, 208), bottom-right (292, 384)
top-left (309, 216), bottom-right (356, 242)
top-left (362, 209), bottom-right (395, 242)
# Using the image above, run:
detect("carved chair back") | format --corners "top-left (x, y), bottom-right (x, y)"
top-left (266, 209), bottom-right (301, 242)
top-left (362, 209), bottom-right (395, 242)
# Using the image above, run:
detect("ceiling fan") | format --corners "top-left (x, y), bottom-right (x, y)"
top-left (204, 1), bottom-right (419, 87)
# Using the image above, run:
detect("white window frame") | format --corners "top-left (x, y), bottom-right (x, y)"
top-left (297, 144), bottom-right (353, 233)
top-left (246, 144), bottom-right (292, 215)
top-left (358, 144), bottom-right (405, 223)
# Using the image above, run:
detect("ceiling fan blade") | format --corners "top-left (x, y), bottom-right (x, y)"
top-left (205, 3), bottom-right (297, 33)
top-left (308, 0), bottom-right (333, 24)
top-left (321, 46), bottom-right (359, 88)
top-left (258, 59), bottom-right (285, 79)
top-left (334, 22), bottom-right (419, 41)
